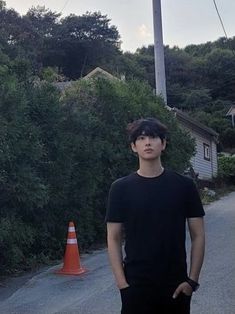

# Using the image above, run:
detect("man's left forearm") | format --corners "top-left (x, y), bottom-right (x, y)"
top-left (189, 234), bottom-right (205, 281)
top-left (173, 217), bottom-right (205, 298)
top-left (188, 217), bottom-right (205, 282)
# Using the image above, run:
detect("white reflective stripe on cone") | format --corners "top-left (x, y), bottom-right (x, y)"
top-left (67, 239), bottom-right (77, 244)
top-left (68, 227), bottom-right (75, 232)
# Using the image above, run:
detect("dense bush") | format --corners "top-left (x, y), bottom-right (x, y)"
top-left (0, 216), bottom-right (36, 273)
top-left (56, 78), bottom-right (195, 248)
top-left (0, 68), bottom-right (195, 274)
top-left (218, 155), bottom-right (235, 182)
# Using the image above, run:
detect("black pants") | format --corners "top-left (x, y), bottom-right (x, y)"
top-left (120, 285), bottom-right (191, 314)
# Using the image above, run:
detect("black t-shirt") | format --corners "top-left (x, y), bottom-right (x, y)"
top-left (106, 169), bottom-right (205, 286)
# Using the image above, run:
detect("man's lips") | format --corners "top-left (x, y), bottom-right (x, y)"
top-left (144, 149), bottom-right (153, 152)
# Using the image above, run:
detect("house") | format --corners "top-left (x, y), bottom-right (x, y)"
top-left (55, 67), bottom-right (218, 180)
top-left (83, 67), bottom-right (120, 80)
top-left (54, 81), bottom-right (73, 92)
top-left (172, 108), bottom-right (218, 180)
top-left (226, 106), bottom-right (235, 128)
top-left (54, 67), bottom-right (119, 91)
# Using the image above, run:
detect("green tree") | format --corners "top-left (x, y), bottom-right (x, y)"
top-left (205, 48), bottom-right (235, 101)
top-left (0, 3), bottom-right (23, 58)
top-left (23, 6), bottom-right (61, 70)
top-left (218, 156), bottom-right (235, 181)
top-left (0, 0), bottom-right (6, 10)
top-left (220, 128), bottom-right (235, 149)
top-left (0, 62), bottom-right (48, 217)
top-left (182, 89), bottom-right (212, 111)
top-left (0, 57), bottom-right (50, 273)
top-left (0, 55), bottom-right (64, 273)
top-left (56, 11), bottom-right (120, 78)
top-left (113, 52), bottom-right (147, 83)
top-left (58, 78), bottom-right (195, 237)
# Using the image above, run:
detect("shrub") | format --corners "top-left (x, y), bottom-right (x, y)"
top-left (0, 76), bottom-right (195, 275)
top-left (0, 216), bottom-right (36, 273)
top-left (218, 155), bottom-right (235, 183)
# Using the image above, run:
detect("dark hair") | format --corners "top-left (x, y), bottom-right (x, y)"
top-left (127, 117), bottom-right (167, 144)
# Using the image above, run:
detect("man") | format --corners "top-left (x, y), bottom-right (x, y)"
top-left (106, 117), bottom-right (205, 314)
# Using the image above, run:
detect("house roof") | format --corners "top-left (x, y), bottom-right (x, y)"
top-left (171, 107), bottom-right (219, 138)
top-left (53, 67), bottom-right (119, 92)
top-left (83, 67), bottom-right (119, 80)
top-left (53, 81), bottom-right (73, 91)
top-left (226, 106), bottom-right (235, 116)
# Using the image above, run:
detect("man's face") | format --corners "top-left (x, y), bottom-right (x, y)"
top-left (131, 134), bottom-right (166, 161)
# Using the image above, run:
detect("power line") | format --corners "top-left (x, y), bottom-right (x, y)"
top-left (61, 0), bottom-right (70, 13)
top-left (212, 0), bottom-right (228, 39)
top-left (212, 0), bottom-right (235, 57)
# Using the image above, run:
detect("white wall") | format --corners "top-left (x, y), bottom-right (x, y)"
top-left (211, 141), bottom-right (218, 176)
top-left (190, 132), bottom-right (217, 180)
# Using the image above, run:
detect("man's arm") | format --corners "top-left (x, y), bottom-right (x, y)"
top-left (187, 217), bottom-right (205, 282)
top-left (107, 222), bottom-right (129, 289)
top-left (173, 217), bottom-right (205, 298)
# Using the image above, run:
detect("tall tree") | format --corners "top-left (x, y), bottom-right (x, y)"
top-left (0, 2), bottom-right (23, 58)
top-left (24, 6), bottom-right (61, 70)
top-left (57, 12), bottom-right (120, 78)
top-left (204, 48), bottom-right (235, 101)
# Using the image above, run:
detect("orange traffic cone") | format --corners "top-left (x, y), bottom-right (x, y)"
top-left (56, 221), bottom-right (87, 275)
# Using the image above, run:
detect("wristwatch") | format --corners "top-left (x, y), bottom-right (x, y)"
top-left (186, 278), bottom-right (200, 291)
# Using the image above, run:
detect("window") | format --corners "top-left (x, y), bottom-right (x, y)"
top-left (203, 143), bottom-right (210, 161)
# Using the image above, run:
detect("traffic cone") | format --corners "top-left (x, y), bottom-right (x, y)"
top-left (56, 221), bottom-right (87, 275)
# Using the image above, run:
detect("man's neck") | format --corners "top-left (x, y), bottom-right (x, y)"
top-left (137, 159), bottom-right (164, 178)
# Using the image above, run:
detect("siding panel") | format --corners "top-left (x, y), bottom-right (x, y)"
top-left (211, 141), bottom-right (218, 177)
top-left (184, 129), bottom-right (217, 180)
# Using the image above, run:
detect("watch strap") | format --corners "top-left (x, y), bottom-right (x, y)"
top-left (186, 278), bottom-right (200, 291)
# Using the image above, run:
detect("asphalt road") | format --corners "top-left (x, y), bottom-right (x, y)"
top-left (0, 191), bottom-right (235, 314)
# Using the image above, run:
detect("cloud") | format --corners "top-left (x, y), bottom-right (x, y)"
top-left (137, 24), bottom-right (152, 39)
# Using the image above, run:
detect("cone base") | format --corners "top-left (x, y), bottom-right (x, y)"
top-left (56, 267), bottom-right (87, 276)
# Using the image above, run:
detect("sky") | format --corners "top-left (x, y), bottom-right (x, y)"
top-left (5, 0), bottom-right (235, 52)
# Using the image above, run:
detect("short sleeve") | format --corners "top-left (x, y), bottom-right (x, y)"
top-left (105, 179), bottom-right (126, 223)
top-left (185, 179), bottom-right (205, 218)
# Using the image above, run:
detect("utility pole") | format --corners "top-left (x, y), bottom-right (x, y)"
top-left (152, 0), bottom-right (167, 103)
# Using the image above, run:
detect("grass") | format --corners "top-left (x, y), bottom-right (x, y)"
top-left (200, 184), bottom-right (235, 205)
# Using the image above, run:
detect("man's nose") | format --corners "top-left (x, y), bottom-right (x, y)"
top-left (145, 137), bottom-right (151, 145)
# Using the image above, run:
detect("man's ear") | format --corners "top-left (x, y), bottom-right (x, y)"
top-left (131, 142), bottom-right (137, 153)
top-left (162, 139), bottom-right (167, 151)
